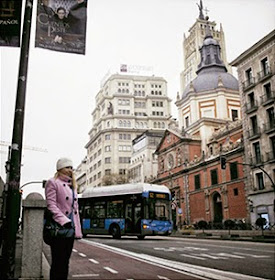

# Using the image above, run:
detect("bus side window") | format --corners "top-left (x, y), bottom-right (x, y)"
top-left (107, 200), bottom-right (123, 218)
top-left (93, 201), bottom-right (106, 218)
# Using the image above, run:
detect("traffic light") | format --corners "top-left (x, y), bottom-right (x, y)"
top-left (220, 156), bottom-right (226, 169)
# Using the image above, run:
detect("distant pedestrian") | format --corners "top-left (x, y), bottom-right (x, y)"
top-left (45, 157), bottom-right (82, 280)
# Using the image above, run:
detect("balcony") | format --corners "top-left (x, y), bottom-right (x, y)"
top-left (263, 121), bottom-right (275, 134)
top-left (244, 100), bottom-right (258, 113)
top-left (242, 77), bottom-right (255, 92)
top-left (247, 127), bottom-right (261, 139)
top-left (265, 151), bottom-right (275, 162)
top-left (257, 67), bottom-right (272, 82)
top-left (250, 155), bottom-right (264, 165)
top-left (261, 91), bottom-right (275, 106)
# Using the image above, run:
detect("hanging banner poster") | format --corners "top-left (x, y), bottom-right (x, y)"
top-left (35, 0), bottom-right (87, 55)
top-left (0, 0), bottom-right (23, 47)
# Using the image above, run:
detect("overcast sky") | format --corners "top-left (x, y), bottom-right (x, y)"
top-left (1, 0), bottom-right (274, 198)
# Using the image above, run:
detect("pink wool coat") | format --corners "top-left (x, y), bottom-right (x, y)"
top-left (45, 174), bottom-right (82, 239)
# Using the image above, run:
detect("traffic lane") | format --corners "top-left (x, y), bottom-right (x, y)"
top-left (85, 235), bottom-right (274, 279)
top-left (43, 240), bottom-right (200, 280)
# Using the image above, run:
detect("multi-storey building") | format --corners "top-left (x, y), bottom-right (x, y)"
top-left (180, 2), bottom-right (231, 93)
top-left (230, 29), bottom-right (275, 225)
top-left (128, 130), bottom-right (164, 183)
top-left (85, 74), bottom-right (172, 188)
top-left (75, 157), bottom-right (87, 193)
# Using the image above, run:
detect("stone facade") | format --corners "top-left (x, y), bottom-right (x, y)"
top-left (85, 74), bottom-right (172, 188)
top-left (230, 29), bottom-right (275, 225)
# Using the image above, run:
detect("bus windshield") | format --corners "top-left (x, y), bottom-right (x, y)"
top-left (146, 199), bottom-right (170, 221)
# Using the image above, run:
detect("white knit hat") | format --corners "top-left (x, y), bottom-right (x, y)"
top-left (56, 157), bottom-right (73, 171)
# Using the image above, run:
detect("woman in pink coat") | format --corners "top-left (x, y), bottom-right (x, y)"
top-left (45, 157), bottom-right (82, 280)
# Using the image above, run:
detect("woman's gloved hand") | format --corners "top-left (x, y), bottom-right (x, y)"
top-left (63, 221), bottom-right (72, 228)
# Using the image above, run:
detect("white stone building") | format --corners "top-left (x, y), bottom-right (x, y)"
top-left (85, 74), bottom-right (172, 188)
top-left (128, 130), bottom-right (164, 183)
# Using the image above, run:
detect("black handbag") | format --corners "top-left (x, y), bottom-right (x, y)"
top-left (43, 188), bottom-right (75, 245)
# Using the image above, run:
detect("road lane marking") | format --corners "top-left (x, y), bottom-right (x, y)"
top-left (89, 258), bottom-right (99, 264)
top-left (180, 254), bottom-right (206, 260)
top-left (104, 266), bottom-right (118, 274)
top-left (72, 274), bottom-right (99, 277)
top-left (154, 247), bottom-right (175, 252)
top-left (157, 275), bottom-right (170, 280)
top-left (78, 252), bottom-right (87, 257)
top-left (72, 249), bottom-right (78, 253)
top-left (196, 253), bottom-right (228, 260)
top-left (233, 252), bottom-right (270, 258)
top-left (215, 253), bottom-right (245, 259)
top-left (81, 239), bottom-right (267, 280)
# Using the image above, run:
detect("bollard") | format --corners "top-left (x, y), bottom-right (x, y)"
top-left (21, 192), bottom-right (46, 279)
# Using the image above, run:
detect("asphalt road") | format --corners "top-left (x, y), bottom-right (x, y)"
top-left (82, 235), bottom-right (275, 280)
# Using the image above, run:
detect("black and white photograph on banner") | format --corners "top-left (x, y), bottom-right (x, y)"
top-left (0, 0), bottom-right (23, 47)
top-left (35, 0), bottom-right (87, 55)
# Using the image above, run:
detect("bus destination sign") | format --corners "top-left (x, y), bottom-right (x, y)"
top-left (149, 192), bottom-right (168, 200)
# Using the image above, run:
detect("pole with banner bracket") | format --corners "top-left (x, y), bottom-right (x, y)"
top-left (1, 0), bottom-right (33, 278)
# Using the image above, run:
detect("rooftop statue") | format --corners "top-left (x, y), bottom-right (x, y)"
top-left (197, 0), bottom-right (205, 20)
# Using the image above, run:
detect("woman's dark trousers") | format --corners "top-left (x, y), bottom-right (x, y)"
top-left (50, 238), bottom-right (74, 280)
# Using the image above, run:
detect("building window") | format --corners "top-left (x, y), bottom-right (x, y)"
top-left (271, 136), bottom-right (275, 159)
top-left (185, 116), bottom-right (189, 127)
top-left (105, 157), bottom-right (111, 164)
top-left (105, 145), bottom-right (111, 152)
top-left (248, 92), bottom-right (255, 108)
top-left (266, 107), bottom-right (275, 129)
top-left (232, 109), bottom-right (238, 121)
top-left (245, 68), bottom-right (253, 84)
top-left (105, 169), bottom-right (111, 175)
top-left (105, 134), bottom-right (111, 140)
top-left (250, 115), bottom-right (258, 135)
top-left (194, 174), bottom-right (201, 190)
top-left (119, 133), bottom-right (131, 140)
top-left (253, 142), bottom-right (262, 164)
top-left (210, 169), bottom-right (218, 185)
top-left (261, 57), bottom-right (269, 75)
top-left (230, 162), bottom-right (239, 180)
top-left (119, 169), bottom-right (126, 175)
top-left (256, 172), bottom-right (265, 190)
top-left (233, 188), bottom-right (239, 196)
top-left (263, 83), bottom-right (271, 99)
top-left (119, 157), bottom-right (131, 163)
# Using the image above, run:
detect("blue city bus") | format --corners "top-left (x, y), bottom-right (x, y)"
top-left (78, 183), bottom-right (173, 239)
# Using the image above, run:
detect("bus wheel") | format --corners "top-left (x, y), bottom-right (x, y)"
top-left (110, 225), bottom-right (121, 239)
top-left (137, 235), bottom-right (145, 240)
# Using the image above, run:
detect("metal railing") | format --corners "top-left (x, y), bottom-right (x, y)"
top-left (263, 121), bottom-right (275, 132)
top-left (247, 127), bottom-right (261, 138)
top-left (257, 66), bottom-right (271, 81)
top-left (242, 77), bottom-right (255, 90)
top-left (244, 100), bottom-right (258, 112)
top-left (260, 90), bottom-right (275, 104)
top-left (265, 151), bottom-right (275, 161)
top-left (250, 155), bottom-right (264, 165)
